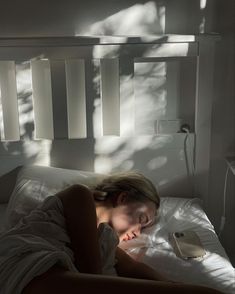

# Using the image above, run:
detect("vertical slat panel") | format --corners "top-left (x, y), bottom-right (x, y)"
top-left (31, 59), bottom-right (54, 139)
top-left (120, 59), bottom-right (135, 136)
top-left (166, 61), bottom-right (180, 118)
top-left (0, 94), bottom-right (3, 140)
top-left (92, 59), bottom-right (102, 138)
top-left (65, 59), bottom-right (87, 138)
top-left (0, 61), bottom-right (20, 141)
top-left (50, 60), bottom-right (68, 139)
top-left (134, 61), bottom-right (167, 135)
top-left (194, 39), bottom-right (215, 207)
top-left (100, 59), bottom-right (120, 136)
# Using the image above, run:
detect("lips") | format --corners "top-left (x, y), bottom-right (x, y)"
top-left (122, 234), bottom-right (130, 242)
top-left (127, 233), bottom-right (135, 241)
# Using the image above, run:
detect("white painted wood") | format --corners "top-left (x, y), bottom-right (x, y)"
top-left (143, 43), bottom-right (197, 58)
top-left (93, 43), bottom-right (197, 59)
top-left (0, 35), bottom-right (221, 48)
top-left (0, 35), bottom-right (220, 201)
top-left (134, 61), bottom-right (166, 135)
top-left (0, 97), bottom-right (3, 140)
top-left (65, 59), bottom-right (87, 138)
top-left (166, 61), bottom-right (180, 118)
top-left (134, 60), bottom-right (180, 135)
top-left (31, 59), bottom-right (54, 139)
top-left (120, 59), bottom-right (135, 136)
top-left (100, 58), bottom-right (120, 136)
top-left (194, 38), bottom-right (216, 206)
top-left (50, 60), bottom-right (68, 139)
top-left (0, 35), bottom-right (199, 47)
top-left (0, 61), bottom-right (20, 141)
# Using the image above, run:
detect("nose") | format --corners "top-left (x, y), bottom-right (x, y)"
top-left (131, 224), bottom-right (141, 238)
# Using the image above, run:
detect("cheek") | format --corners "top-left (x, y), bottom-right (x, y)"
top-left (111, 214), bottom-right (134, 235)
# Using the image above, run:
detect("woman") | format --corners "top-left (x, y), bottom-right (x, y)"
top-left (0, 171), bottom-right (221, 293)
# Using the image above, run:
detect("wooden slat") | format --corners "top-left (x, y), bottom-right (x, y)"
top-left (194, 39), bottom-right (216, 206)
top-left (0, 61), bottom-right (20, 141)
top-left (120, 58), bottom-right (135, 136)
top-left (31, 59), bottom-right (54, 139)
top-left (65, 59), bottom-right (87, 138)
top-left (50, 60), bottom-right (68, 139)
top-left (100, 58), bottom-right (120, 136)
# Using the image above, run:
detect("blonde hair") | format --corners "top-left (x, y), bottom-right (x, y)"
top-left (93, 171), bottom-right (160, 209)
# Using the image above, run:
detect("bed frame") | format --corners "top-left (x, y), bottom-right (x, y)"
top-left (0, 34), bottom-right (220, 208)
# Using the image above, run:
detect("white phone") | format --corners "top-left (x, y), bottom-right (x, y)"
top-left (169, 230), bottom-right (206, 259)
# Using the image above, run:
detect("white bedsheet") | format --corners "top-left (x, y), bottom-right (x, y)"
top-left (120, 197), bottom-right (235, 294)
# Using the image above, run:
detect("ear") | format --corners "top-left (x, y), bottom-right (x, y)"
top-left (116, 192), bottom-right (128, 206)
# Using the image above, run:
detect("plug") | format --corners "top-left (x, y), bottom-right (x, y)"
top-left (180, 124), bottom-right (190, 133)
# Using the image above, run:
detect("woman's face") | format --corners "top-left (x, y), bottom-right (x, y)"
top-left (109, 194), bottom-right (156, 242)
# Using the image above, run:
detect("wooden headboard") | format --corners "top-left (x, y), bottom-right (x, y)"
top-left (0, 34), bottom-right (220, 203)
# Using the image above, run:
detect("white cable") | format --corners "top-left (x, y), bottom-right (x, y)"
top-left (218, 166), bottom-right (230, 237)
top-left (182, 127), bottom-right (195, 196)
top-left (183, 130), bottom-right (190, 177)
top-left (182, 127), bottom-right (195, 177)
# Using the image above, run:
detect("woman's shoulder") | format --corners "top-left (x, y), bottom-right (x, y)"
top-left (56, 184), bottom-right (94, 210)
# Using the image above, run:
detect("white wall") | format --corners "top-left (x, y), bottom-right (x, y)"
top-left (0, 0), bottom-right (215, 37)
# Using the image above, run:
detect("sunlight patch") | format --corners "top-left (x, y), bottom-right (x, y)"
top-left (199, 16), bottom-right (206, 33)
top-left (0, 87), bottom-right (4, 140)
top-left (200, 0), bottom-right (207, 10)
top-left (79, 1), bottom-right (165, 36)
top-left (147, 156), bottom-right (167, 171)
top-left (95, 156), bottom-right (112, 173)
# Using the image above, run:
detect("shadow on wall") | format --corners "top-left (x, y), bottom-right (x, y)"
top-left (75, 0), bottom-right (211, 36)
top-left (0, 1), bottom-right (210, 196)
top-left (49, 48), bottom-right (96, 171)
top-left (88, 3), bottom-right (196, 196)
top-left (0, 0), bottom-right (211, 37)
top-left (82, 2), bottom-right (165, 35)
top-left (164, 0), bottom-right (212, 34)
top-left (50, 1), bottom-right (168, 171)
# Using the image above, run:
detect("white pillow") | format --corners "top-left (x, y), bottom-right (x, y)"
top-left (5, 165), bottom-right (104, 229)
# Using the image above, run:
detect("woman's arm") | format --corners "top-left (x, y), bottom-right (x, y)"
top-left (57, 184), bottom-right (102, 274)
top-left (115, 247), bottom-right (168, 281)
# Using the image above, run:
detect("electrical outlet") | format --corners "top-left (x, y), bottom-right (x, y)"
top-left (155, 119), bottom-right (182, 134)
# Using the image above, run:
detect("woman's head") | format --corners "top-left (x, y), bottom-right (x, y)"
top-left (93, 171), bottom-right (160, 242)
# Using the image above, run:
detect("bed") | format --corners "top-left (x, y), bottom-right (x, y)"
top-left (0, 164), bottom-right (234, 293)
top-left (0, 34), bottom-right (234, 293)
